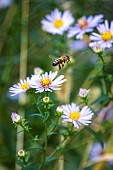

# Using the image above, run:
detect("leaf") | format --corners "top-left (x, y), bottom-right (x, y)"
top-left (30, 113), bottom-right (43, 119)
top-left (91, 94), bottom-right (111, 106)
top-left (45, 156), bottom-right (57, 165)
top-left (85, 126), bottom-right (104, 148)
top-left (43, 112), bottom-right (50, 122)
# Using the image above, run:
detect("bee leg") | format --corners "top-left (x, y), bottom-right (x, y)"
top-left (59, 64), bottom-right (61, 70)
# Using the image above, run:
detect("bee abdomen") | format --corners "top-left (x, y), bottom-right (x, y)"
top-left (52, 60), bottom-right (59, 66)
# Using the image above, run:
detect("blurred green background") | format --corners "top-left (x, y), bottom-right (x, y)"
top-left (0, 0), bottom-right (113, 170)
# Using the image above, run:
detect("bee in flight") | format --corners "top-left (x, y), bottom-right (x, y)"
top-left (52, 54), bottom-right (71, 70)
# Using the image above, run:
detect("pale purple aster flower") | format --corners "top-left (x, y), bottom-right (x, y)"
top-left (0, 0), bottom-right (12, 9)
top-left (11, 112), bottom-right (20, 123)
top-left (68, 14), bottom-right (104, 39)
top-left (41, 8), bottom-right (75, 35)
top-left (61, 103), bottom-right (93, 128)
top-left (70, 39), bottom-right (88, 51)
top-left (90, 143), bottom-right (106, 160)
top-left (89, 20), bottom-right (113, 49)
top-left (9, 77), bottom-right (32, 96)
top-left (30, 71), bottom-right (67, 93)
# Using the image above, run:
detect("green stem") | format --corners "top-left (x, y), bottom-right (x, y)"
top-left (20, 123), bottom-right (34, 141)
top-left (29, 94), bottom-right (42, 114)
top-left (39, 122), bottom-right (48, 170)
top-left (99, 54), bottom-right (109, 95)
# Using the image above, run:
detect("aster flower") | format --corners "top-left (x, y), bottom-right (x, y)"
top-left (11, 112), bottom-right (20, 123)
top-left (89, 20), bottom-right (113, 49)
top-left (90, 143), bottom-right (105, 160)
top-left (9, 77), bottom-right (32, 96)
top-left (68, 14), bottom-right (103, 39)
top-left (41, 8), bottom-right (75, 35)
top-left (61, 103), bottom-right (93, 128)
top-left (30, 71), bottom-right (67, 93)
top-left (0, 0), bottom-right (12, 9)
top-left (79, 88), bottom-right (90, 98)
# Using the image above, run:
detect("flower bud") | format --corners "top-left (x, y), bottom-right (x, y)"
top-left (56, 106), bottom-right (63, 116)
top-left (89, 42), bottom-right (103, 53)
top-left (34, 67), bottom-right (43, 75)
top-left (43, 96), bottom-right (50, 104)
top-left (18, 149), bottom-right (25, 157)
top-left (79, 88), bottom-right (90, 98)
top-left (11, 112), bottom-right (20, 123)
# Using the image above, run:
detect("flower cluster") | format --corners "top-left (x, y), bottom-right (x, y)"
top-left (41, 9), bottom-right (113, 50)
top-left (9, 71), bottom-right (66, 96)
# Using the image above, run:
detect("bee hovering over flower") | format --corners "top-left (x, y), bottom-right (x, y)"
top-left (52, 54), bottom-right (71, 70)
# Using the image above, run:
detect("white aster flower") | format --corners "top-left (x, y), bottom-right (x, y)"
top-left (9, 77), bottom-right (32, 96)
top-left (68, 14), bottom-right (103, 39)
top-left (30, 71), bottom-right (67, 93)
top-left (79, 88), bottom-right (90, 98)
top-left (61, 103), bottom-right (93, 128)
top-left (89, 20), bottom-right (113, 49)
top-left (41, 8), bottom-right (75, 35)
top-left (11, 112), bottom-right (20, 123)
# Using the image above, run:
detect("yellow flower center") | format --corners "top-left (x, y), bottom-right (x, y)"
top-left (54, 19), bottom-right (63, 28)
top-left (101, 31), bottom-right (113, 41)
top-left (70, 111), bottom-right (80, 121)
top-left (41, 78), bottom-right (51, 88)
top-left (78, 19), bottom-right (88, 29)
top-left (21, 82), bottom-right (29, 90)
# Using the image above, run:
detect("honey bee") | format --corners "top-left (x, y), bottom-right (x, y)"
top-left (52, 55), bottom-right (71, 70)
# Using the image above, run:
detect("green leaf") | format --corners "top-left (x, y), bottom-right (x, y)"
top-left (85, 126), bottom-right (104, 148)
top-left (43, 112), bottom-right (50, 122)
top-left (45, 156), bottom-right (57, 165)
top-left (91, 94), bottom-right (111, 106)
top-left (30, 113), bottom-right (43, 119)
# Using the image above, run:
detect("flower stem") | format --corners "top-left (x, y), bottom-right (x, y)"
top-left (98, 54), bottom-right (110, 95)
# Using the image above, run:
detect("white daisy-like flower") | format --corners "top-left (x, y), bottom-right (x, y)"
top-left (89, 20), bottom-right (113, 49)
top-left (79, 88), bottom-right (90, 98)
top-left (9, 77), bottom-right (32, 96)
top-left (61, 103), bottom-right (93, 128)
top-left (89, 41), bottom-right (103, 53)
top-left (41, 8), bottom-right (75, 35)
top-left (68, 14), bottom-right (103, 39)
top-left (30, 71), bottom-right (67, 93)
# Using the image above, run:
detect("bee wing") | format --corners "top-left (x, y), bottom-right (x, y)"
top-left (49, 55), bottom-right (54, 61)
